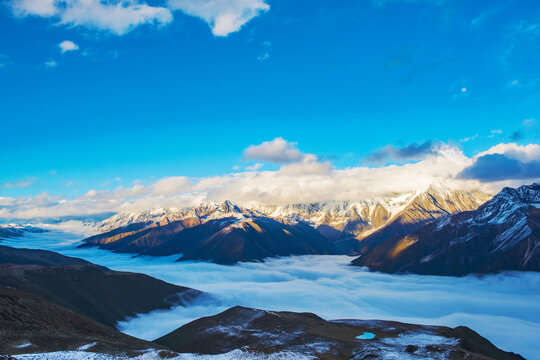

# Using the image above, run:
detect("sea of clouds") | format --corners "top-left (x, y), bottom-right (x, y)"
top-left (3, 229), bottom-right (540, 359)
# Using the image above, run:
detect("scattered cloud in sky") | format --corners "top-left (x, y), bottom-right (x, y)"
top-left (257, 40), bottom-right (271, 61)
top-left (470, 7), bottom-right (499, 27)
top-left (44, 59), bottom-right (58, 68)
top-left (245, 163), bottom-right (263, 171)
top-left (167, 0), bottom-right (269, 36)
top-left (8, 0), bottom-right (270, 36)
top-left (243, 137), bottom-right (305, 164)
top-left (9, 0), bottom-right (168, 35)
top-left (0, 54), bottom-right (8, 68)
top-left (2, 180), bottom-right (34, 189)
top-left (257, 51), bottom-right (270, 61)
top-left (58, 40), bottom-right (79, 53)
top-left (364, 140), bottom-right (439, 164)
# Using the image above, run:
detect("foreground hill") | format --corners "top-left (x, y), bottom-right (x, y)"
top-left (82, 183), bottom-right (489, 264)
top-left (352, 183), bottom-right (540, 276)
top-left (155, 306), bottom-right (523, 360)
top-left (0, 245), bottom-right (204, 327)
top-left (0, 286), bottom-right (163, 356)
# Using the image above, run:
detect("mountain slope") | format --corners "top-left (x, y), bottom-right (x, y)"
top-left (155, 306), bottom-right (523, 360)
top-left (0, 286), bottom-right (162, 356)
top-left (356, 183), bottom-right (491, 253)
top-left (0, 245), bottom-right (204, 327)
top-left (352, 183), bottom-right (540, 276)
top-left (84, 214), bottom-right (334, 265)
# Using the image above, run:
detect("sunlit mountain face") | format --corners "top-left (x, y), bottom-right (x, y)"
top-left (1, 0), bottom-right (539, 359)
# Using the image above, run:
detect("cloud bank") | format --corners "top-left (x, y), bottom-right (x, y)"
top-left (3, 230), bottom-right (539, 360)
top-left (459, 143), bottom-right (540, 182)
top-left (364, 140), bottom-right (439, 164)
top-left (8, 0), bottom-right (269, 36)
top-left (1, 140), bottom-right (539, 220)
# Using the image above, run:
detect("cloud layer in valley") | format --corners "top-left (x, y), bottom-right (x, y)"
top-left (3, 230), bottom-right (540, 360)
top-left (1, 140), bottom-right (539, 220)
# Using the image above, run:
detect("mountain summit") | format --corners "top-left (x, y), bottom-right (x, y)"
top-left (352, 183), bottom-right (540, 275)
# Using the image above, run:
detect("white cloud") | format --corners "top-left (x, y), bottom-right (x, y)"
top-left (257, 51), bottom-right (270, 61)
top-left (59, 40), bottom-right (79, 53)
top-left (10, 0), bottom-right (173, 35)
top-left (245, 163), bottom-right (263, 171)
top-left (8, 0), bottom-right (270, 36)
top-left (476, 143), bottom-right (540, 163)
top-left (10, 0), bottom-right (58, 16)
top-left (3, 141), bottom-right (540, 220)
top-left (44, 59), bottom-right (58, 68)
top-left (152, 176), bottom-right (194, 196)
top-left (243, 137), bottom-right (305, 164)
top-left (167, 0), bottom-right (269, 36)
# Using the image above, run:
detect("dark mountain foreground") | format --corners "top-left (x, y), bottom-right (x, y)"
top-left (0, 245), bottom-right (205, 327)
top-left (0, 286), bottom-right (167, 356)
top-left (353, 183), bottom-right (540, 276)
top-left (155, 306), bottom-right (524, 360)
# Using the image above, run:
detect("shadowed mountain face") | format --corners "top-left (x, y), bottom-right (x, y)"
top-left (0, 286), bottom-right (162, 356)
top-left (155, 306), bottom-right (523, 360)
top-left (352, 184), bottom-right (540, 276)
top-left (0, 245), bottom-right (204, 327)
top-left (83, 216), bottom-right (334, 265)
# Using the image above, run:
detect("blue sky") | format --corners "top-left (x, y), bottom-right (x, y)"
top-left (0, 0), bottom-right (539, 213)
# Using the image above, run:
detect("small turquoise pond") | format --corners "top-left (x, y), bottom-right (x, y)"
top-left (356, 332), bottom-right (376, 340)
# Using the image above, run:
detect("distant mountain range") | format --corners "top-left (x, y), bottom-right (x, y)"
top-left (0, 224), bottom-right (46, 239)
top-left (83, 182), bottom-right (490, 265)
top-left (352, 183), bottom-right (540, 275)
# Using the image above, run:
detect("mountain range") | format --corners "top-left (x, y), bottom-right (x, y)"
top-left (352, 183), bottom-right (540, 275)
top-left (82, 182), bottom-right (491, 265)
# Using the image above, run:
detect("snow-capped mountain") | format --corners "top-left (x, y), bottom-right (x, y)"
top-left (97, 182), bottom-right (490, 240)
top-left (352, 183), bottom-right (540, 275)
top-left (82, 182), bottom-right (491, 264)
top-left (0, 224), bottom-right (46, 239)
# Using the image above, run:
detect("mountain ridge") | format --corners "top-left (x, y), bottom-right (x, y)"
top-left (352, 183), bottom-right (540, 275)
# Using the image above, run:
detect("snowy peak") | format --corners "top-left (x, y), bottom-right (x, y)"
top-left (353, 183), bottom-right (540, 275)
top-left (95, 183), bottom-right (491, 240)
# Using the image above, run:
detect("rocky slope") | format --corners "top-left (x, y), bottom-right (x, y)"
top-left (0, 245), bottom-right (205, 327)
top-left (155, 306), bottom-right (523, 360)
top-left (352, 183), bottom-right (540, 275)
